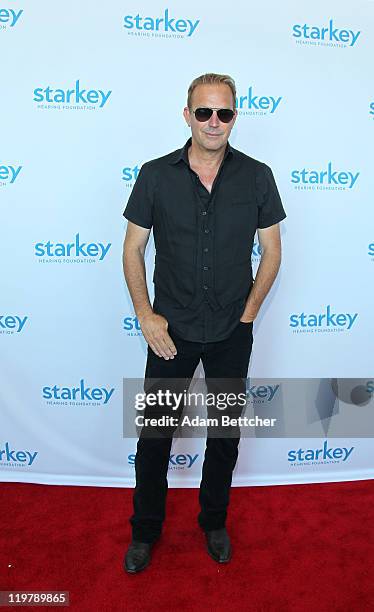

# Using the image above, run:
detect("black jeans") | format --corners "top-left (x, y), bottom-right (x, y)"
top-left (130, 320), bottom-right (253, 543)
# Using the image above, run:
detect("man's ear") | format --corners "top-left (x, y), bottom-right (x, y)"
top-left (183, 106), bottom-right (191, 127)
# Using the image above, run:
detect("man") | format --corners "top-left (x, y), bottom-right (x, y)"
top-left (122, 73), bottom-right (286, 573)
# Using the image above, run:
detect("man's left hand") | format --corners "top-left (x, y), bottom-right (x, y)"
top-left (239, 307), bottom-right (258, 323)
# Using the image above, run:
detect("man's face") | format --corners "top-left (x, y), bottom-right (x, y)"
top-left (183, 83), bottom-right (237, 152)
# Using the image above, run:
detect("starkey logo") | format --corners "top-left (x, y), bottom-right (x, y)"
top-left (33, 79), bottom-right (112, 110)
top-left (128, 452), bottom-right (199, 469)
top-left (370, 102), bottom-right (374, 118)
top-left (123, 8), bottom-right (200, 39)
top-left (235, 87), bottom-right (282, 116)
top-left (292, 18), bottom-right (361, 48)
top-left (291, 162), bottom-right (360, 191)
top-left (288, 441), bottom-right (354, 466)
top-left (289, 305), bottom-right (358, 333)
top-left (0, 8), bottom-right (23, 29)
top-left (0, 315), bottom-right (28, 334)
top-left (0, 164), bottom-right (22, 187)
top-left (42, 379), bottom-right (115, 406)
top-left (368, 243), bottom-right (374, 260)
top-left (34, 233), bottom-right (111, 263)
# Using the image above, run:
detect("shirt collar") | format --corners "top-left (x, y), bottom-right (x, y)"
top-left (168, 137), bottom-right (233, 166)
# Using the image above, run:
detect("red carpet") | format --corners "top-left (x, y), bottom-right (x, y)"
top-left (1, 480), bottom-right (374, 611)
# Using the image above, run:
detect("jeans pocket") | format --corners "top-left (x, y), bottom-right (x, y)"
top-left (238, 320), bottom-right (253, 330)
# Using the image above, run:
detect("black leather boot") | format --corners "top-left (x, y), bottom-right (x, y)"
top-left (123, 541), bottom-right (153, 574)
top-left (205, 528), bottom-right (232, 563)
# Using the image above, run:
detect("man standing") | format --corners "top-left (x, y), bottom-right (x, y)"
top-left (122, 73), bottom-right (286, 573)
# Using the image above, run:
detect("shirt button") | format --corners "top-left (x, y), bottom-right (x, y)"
top-left (204, 228), bottom-right (210, 234)
top-left (203, 285), bottom-right (208, 290)
top-left (203, 266), bottom-right (209, 270)
top-left (203, 247), bottom-right (209, 252)
top-left (202, 211), bottom-right (207, 216)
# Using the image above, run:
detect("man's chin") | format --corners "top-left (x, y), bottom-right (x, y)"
top-left (202, 135), bottom-right (225, 149)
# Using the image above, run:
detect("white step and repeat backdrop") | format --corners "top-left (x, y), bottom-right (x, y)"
top-left (1, 1), bottom-right (374, 487)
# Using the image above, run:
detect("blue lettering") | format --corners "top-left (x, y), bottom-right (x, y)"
top-left (123, 316), bottom-right (141, 331)
top-left (291, 170), bottom-right (300, 184)
top-left (122, 165), bottom-right (141, 181)
top-left (123, 9), bottom-right (199, 37)
top-left (122, 167), bottom-right (133, 181)
top-left (0, 165), bottom-right (22, 183)
top-left (236, 87), bottom-right (282, 113)
top-left (288, 442), bottom-right (354, 463)
top-left (252, 242), bottom-right (262, 257)
top-left (33, 80), bottom-right (112, 108)
top-left (289, 306), bottom-right (358, 330)
top-left (0, 8), bottom-right (23, 26)
top-left (34, 234), bottom-right (111, 260)
top-left (168, 453), bottom-right (198, 468)
top-left (175, 454), bottom-right (186, 465)
top-left (293, 19), bottom-right (360, 47)
top-left (42, 386), bottom-right (52, 399)
top-left (128, 452), bottom-right (198, 468)
top-left (42, 379), bottom-right (114, 404)
top-left (0, 315), bottom-right (28, 333)
top-left (291, 163), bottom-right (359, 188)
top-left (123, 15), bottom-right (133, 29)
top-left (0, 442), bottom-right (37, 466)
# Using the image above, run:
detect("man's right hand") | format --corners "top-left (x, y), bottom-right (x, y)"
top-left (139, 313), bottom-right (177, 360)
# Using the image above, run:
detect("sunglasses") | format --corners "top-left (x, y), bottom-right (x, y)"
top-left (192, 107), bottom-right (235, 123)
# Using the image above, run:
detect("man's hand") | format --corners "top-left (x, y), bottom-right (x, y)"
top-left (139, 313), bottom-right (177, 360)
top-left (239, 307), bottom-right (258, 324)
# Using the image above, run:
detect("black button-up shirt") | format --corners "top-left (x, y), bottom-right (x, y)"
top-left (123, 137), bottom-right (286, 343)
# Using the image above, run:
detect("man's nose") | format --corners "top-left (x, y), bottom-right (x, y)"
top-left (208, 111), bottom-right (220, 127)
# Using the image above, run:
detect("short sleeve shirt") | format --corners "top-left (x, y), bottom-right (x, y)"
top-left (123, 138), bottom-right (286, 342)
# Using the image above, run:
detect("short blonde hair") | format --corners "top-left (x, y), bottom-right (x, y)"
top-left (187, 73), bottom-right (236, 110)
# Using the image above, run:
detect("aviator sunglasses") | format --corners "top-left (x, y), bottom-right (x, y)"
top-left (192, 107), bottom-right (235, 123)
